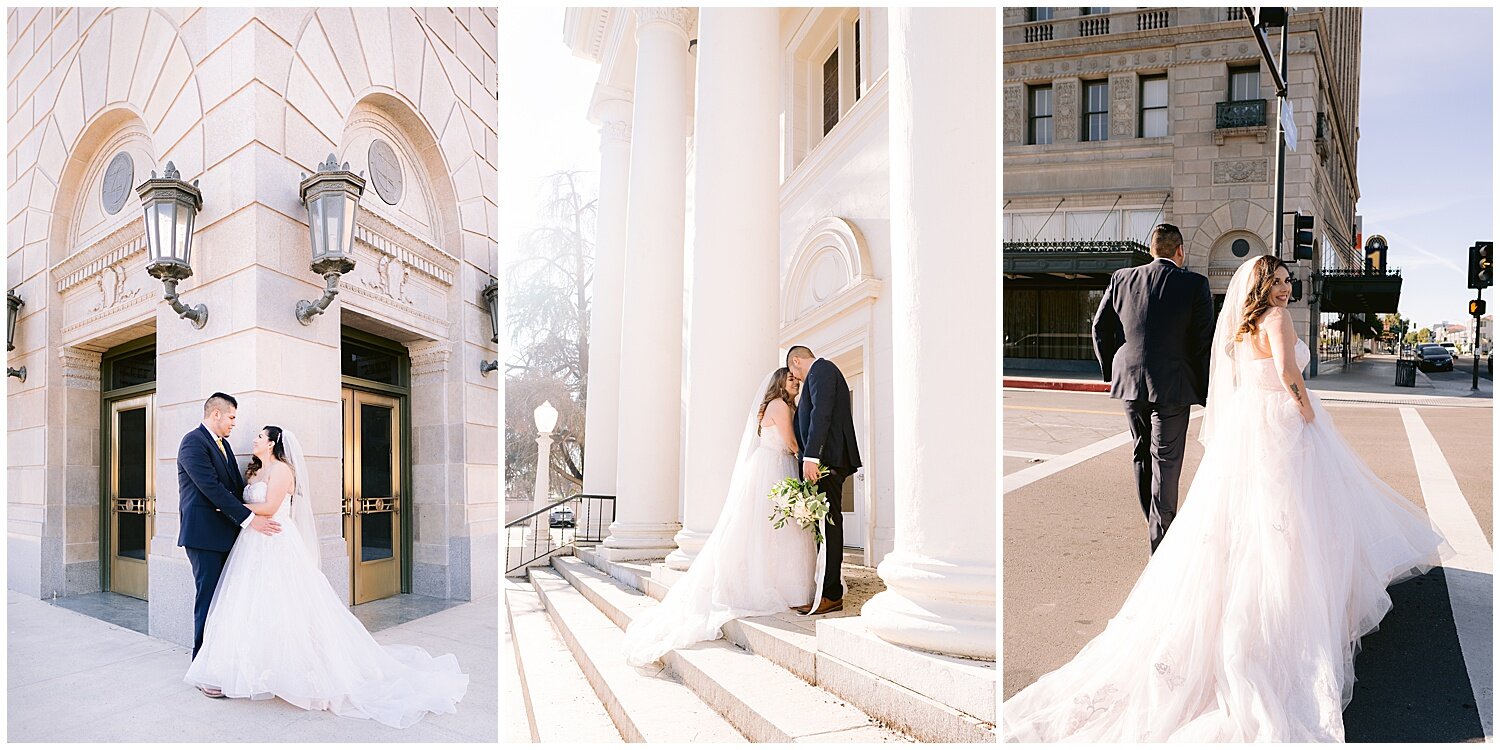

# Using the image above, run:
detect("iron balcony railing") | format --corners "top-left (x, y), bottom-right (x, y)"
top-left (1003, 239), bottom-right (1152, 254)
top-left (505, 492), bottom-right (615, 575)
top-left (1216, 99), bottom-right (1268, 129)
top-left (1009, 8), bottom-right (1177, 45)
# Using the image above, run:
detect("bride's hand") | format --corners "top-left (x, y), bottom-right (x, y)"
top-left (1299, 403), bottom-right (1316, 424)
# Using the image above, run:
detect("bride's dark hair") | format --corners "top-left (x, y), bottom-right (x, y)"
top-left (245, 425), bottom-right (287, 480)
top-left (756, 368), bottom-right (798, 435)
top-left (1235, 255), bottom-right (1290, 342)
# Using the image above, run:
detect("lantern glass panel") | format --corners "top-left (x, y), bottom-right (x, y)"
top-left (174, 198), bottom-right (192, 263)
top-left (324, 194), bottom-right (345, 260)
top-left (340, 192), bottom-right (358, 255)
top-left (142, 202), bottom-right (159, 262)
top-left (309, 194), bottom-right (328, 260)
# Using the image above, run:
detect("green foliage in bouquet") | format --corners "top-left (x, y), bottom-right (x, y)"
top-left (768, 464), bottom-right (833, 545)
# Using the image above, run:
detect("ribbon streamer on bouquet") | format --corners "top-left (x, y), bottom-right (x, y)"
top-left (805, 515), bottom-right (828, 616)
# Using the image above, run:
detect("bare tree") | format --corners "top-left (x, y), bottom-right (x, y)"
top-left (506, 171), bottom-right (596, 499)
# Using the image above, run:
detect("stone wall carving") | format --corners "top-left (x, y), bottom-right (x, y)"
top-left (1212, 159), bottom-right (1269, 184)
top-left (1109, 72), bottom-right (1137, 140)
top-left (409, 342), bottom-right (452, 381)
top-left (1053, 78), bottom-right (1080, 143)
top-left (1003, 84), bottom-right (1025, 146)
top-left (59, 347), bottom-right (102, 391)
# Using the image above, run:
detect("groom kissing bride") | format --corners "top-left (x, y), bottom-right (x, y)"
top-left (622, 346), bottom-right (861, 667)
top-left (178, 391), bottom-right (467, 728)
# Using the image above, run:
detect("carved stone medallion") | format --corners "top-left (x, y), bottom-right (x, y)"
top-left (101, 151), bottom-right (134, 215)
top-left (368, 139), bottom-right (403, 205)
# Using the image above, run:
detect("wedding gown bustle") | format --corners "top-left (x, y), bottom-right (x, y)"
top-left (1002, 338), bottom-right (1448, 742)
top-left (621, 425), bottom-right (817, 666)
top-left (184, 481), bottom-right (468, 728)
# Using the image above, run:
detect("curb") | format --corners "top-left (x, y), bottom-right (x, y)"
top-left (1002, 377), bottom-right (1109, 393)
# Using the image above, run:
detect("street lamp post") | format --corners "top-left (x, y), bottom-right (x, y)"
top-left (530, 401), bottom-right (560, 541)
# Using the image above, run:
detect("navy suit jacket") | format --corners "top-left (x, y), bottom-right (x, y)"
top-left (176, 424), bottom-right (251, 552)
top-left (794, 359), bottom-right (862, 472)
top-left (1092, 258), bottom-right (1216, 406)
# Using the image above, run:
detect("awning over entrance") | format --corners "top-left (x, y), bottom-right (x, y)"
top-left (1002, 240), bottom-right (1153, 287)
top-left (1314, 268), bottom-right (1403, 315)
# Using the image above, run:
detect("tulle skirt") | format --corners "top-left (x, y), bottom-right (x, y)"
top-left (184, 514), bottom-right (468, 728)
top-left (622, 443), bottom-right (817, 666)
top-left (1003, 386), bottom-right (1448, 742)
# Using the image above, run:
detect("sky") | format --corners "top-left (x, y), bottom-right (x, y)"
top-left (496, 6), bottom-right (602, 269)
top-left (1357, 7), bottom-right (1493, 332)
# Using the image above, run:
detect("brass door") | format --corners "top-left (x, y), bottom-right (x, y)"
top-left (342, 388), bottom-right (402, 604)
top-left (109, 394), bottom-right (154, 600)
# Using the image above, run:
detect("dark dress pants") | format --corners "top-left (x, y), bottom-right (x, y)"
top-left (817, 468), bottom-right (849, 601)
top-left (1122, 399), bottom-right (1192, 554)
top-left (185, 546), bottom-right (230, 659)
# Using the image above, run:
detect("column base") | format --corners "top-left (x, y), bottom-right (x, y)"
top-left (860, 550), bottom-right (995, 660)
top-left (663, 528), bottom-right (711, 570)
top-left (601, 520), bottom-right (681, 563)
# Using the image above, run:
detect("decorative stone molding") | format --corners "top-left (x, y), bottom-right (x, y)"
top-left (1212, 159), bottom-right (1269, 184)
top-left (88, 261), bottom-right (143, 312)
top-left (636, 7), bottom-right (696, 37)
top-left (600, 120), bottom-right (632, 145)
top-left (52, 221), bottom-right (147, 293)
top-left (1213, 126), bottom-right (1268, 146)
top-left (781, 217), bottom-right (881, 328)
top-left (1108, 72), bottom-right (1137, 140)
top-left (1053, 78), bottom-right (1080, 143)
top-left (409, 342), bottom-right (452, 380)
top-left (354, 211), bottom-right (458, 287)
top-left (59, 347), bottom-right (103, 391)
top-left (1002, 84), bottom-right (1025, 146)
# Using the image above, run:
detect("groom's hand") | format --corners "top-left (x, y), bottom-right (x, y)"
top-left (803, 461), bottom-right (820, 483)
top-left (249, 516), bottom-right (282, 535)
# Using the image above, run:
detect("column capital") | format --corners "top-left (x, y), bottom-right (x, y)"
top-left (59, 346), bottom-right (102, 390)
top-left (635, 7), bottom-right (697, 39)
top-left (600, 120), bottom-right (632, 145)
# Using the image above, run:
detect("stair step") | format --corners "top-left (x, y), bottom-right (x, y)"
top-left (530, 567), bottom-right (747, 743)
top-left (505, 584), bottom-right (622, 742)
top-left (553, 556), bottom-right (911, 743)
top-left (576, 547), bottom-right (820, 683)
top-left (502, 582), bottom-right (534, 744)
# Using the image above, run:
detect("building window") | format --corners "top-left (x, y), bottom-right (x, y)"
top-left (1030, 8), bottom-right (1054, 22)
top-left (1029, 85), bottom-right (1054, 145)
top-left (1141, 75), bottom-right (1168, 137)
top-left (854, 19), bottom-right (862, 102)
top-left (1084, 80), bottom-right (1109, 141)
top-left (1081, 7), bottom-right (1109, 13)
top-left (822, 48), bottom-right (839, 135)
top-left (1229, 65), bottom-right (1260, 101)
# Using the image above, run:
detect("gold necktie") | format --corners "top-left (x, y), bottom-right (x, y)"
top-left (216, 438), bottom-right (228, 461)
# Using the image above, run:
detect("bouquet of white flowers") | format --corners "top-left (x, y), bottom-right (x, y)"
top-left (768, 464), bottom-right (832, 545)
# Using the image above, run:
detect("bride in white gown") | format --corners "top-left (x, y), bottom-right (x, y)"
top-left (622, 367), bottom-right (817, 666)
top-left (1003, 254), bottom-right (1449, 742)
top-left (184, 426), bottom-right (467, 728)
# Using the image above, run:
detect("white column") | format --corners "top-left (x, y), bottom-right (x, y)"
top-left (861, 8), bottom-right (996, 660)
top-left (602, 7), bottom-right (695, 560)
top-left (667, 8), bottom-right (781, 570)
top-left (581, 98), bottom-right (632, 497)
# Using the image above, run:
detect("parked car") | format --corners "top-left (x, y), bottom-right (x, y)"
top-left (549, 506), bottom-right (575, 528)
top-left (1414, 343), bottom-right (1454, 372)
top-left (1440, 341), bottom-right (1459, 357)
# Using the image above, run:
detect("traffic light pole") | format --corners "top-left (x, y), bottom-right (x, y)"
top-left (1474, 288), bottom-right (1483, 392)
top-left (1271, 19), bottom-right (1289, 259)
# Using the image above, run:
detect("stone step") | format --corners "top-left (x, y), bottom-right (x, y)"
top-left (504, 584), bottom-right (622, 743)
top-left (576, 547), bottom-right (820, 684)
top-left (502, 583), bottom-right (533, 744)
top-left (529, 566), bottom-right (747, 743)
top-left (552, 556), bottom-right (911, 743)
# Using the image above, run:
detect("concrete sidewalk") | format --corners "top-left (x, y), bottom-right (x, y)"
top-left (7, 590), bottom-right (497, 742)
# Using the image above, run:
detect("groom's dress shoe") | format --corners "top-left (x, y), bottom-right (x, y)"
top-left (197, 685), bottom-right (226, 699)
top-left (805, 597), bottom-right (843, 615)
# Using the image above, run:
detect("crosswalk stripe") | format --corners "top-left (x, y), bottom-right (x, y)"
top-left (1399, 407), bottom-right (1493, 741)
top-left (1003, 450), bottom-right (1059, 461)
top-left (1003, 410), bottom-right (1204, 493)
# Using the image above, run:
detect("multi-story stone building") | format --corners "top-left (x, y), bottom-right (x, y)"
top-left (1003, 7), bottom-right (1386, 377)
top-left (6, 7), bottom-right (499, 646)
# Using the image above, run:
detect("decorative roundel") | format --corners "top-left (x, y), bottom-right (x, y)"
top-left (101, 151), bottom-right (134, 215)
top-left (368, 139), bottom-right (404, 205)
top-left (1231, 238), bottom-right (1251, 257)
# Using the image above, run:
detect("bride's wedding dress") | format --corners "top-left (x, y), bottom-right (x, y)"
top-left (184, 479), bottom-right (467, 728)
top-left (622, 389), bottom-right (817, 666)
top-left (1003, 258), bottom-right (1448, 742)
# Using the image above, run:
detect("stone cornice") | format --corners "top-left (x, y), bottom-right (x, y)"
top-left (409, 342), bottom-right (452, 379)
top-left (52, 220), bottom-right (147, 293)
top-left (354, 210), bottom-right (459, 287)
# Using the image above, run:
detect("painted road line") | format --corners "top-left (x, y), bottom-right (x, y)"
top-left (1003, 410), bottom-right (1204, 493)
top-left (1399, 407), bottom-right (1493, 741)
top-left (1003, 450), bottom-right (1059, 461)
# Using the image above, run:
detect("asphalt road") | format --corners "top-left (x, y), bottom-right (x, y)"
top-left (1003, 387), bottom-right (1492, 741)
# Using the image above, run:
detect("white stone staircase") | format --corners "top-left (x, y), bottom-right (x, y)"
top-left (505, 548), bottom-right (997, 743)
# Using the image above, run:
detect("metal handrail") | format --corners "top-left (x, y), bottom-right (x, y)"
top-left (505, 493), bottom-right (616, 575)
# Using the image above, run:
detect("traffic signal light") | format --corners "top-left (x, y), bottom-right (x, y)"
top-left (1471, 299), bottom-right (1486, 317)
top-left (1293, 212), bottom-right (1315, 261)
top-left (1468, 241), bottom-right (1493, 289)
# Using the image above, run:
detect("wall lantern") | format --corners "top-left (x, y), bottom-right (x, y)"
top-left (138, 162), bottom-right (208, 329)
top-left (481, 275), bottom-right (499, 375)
top-left (296, 154), bottom-right (366, 325)
top-left (7, 289), bottom-right (25, 382)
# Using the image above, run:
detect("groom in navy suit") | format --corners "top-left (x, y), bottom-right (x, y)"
top-left (787, 346), bottom-right (862, 616)
top-left (177, 392), bottom-right (280, 694)
top-left (1091, 224), bottom-right (1215, 554)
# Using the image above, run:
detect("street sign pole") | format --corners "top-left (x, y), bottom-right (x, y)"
top-left (1272, 21), bottom-right (1288, 259)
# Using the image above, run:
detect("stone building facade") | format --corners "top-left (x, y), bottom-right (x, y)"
top-left (1003, 7), bottom-right (1368, 376)
top-left (6, 7), bottom-right (498, 646)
